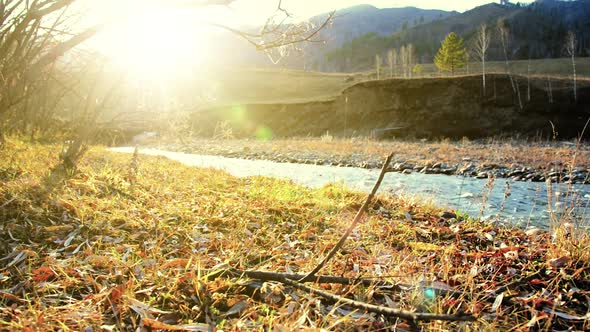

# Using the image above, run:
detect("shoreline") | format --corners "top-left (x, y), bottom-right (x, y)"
top-left (138, 137), bottom-right (590, 184)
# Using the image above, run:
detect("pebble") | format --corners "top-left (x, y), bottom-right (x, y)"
top-left (160, 143), bottom-right (590, 185)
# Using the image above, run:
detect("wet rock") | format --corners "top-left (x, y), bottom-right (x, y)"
top-left (440, 167), bottom-right (457, 175)
top-left (421, 167), bottom-right (436, 174)
top-left (458, 163), bottom-right (475, 174)
top-left (402, 169), bottom-right (412, 175)
top-left (476, 172), bottom-right (489, 179)
top-left (532, 174), bottom-right (544, 182)
top-left (508, 170), bottom-right (524, 177)
top-left (392, 162), bottom-right (406, 171)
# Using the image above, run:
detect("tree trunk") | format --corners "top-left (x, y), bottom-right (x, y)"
top-left (482, 59), bottom-right (486, 96)
top-left (572, 53), bottom-right (577, 103)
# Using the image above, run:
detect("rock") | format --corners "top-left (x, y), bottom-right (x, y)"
top-left (525, 228), bottom-right (543, 236)
top-left (508, 170), bottom-right (524, 177)
top-left (393, 162), bottom-right (406, 171)
top-left (459, 163), bottom-right (474, 174)
top-left (402, 169), bottom-right (412, 175)
top-left (440, 167), bottom-right (457, 175)
top-left (476, 172), bottom-right (488, 179)
top-left (441, 211), bottom-right (457, 219)
top-left (421, 167), bottom-right (435, 174)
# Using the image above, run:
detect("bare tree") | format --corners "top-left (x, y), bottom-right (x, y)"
top-left (473, 24), bottom-right (491, 95)
top-left (407, 44), bottom-right (415, 78)
top-left (565, 30), bottom-right (578, 103)
top-left (400, 45), bottom-right (407, 78)
top-left (387, 48), bottom-right (398, 78)
top-left (497, 22), bottom-right (522, 110)
top-left (497, 23), bottom-right (515, 91)
top-left (375, 54), bottom-right (382, 80)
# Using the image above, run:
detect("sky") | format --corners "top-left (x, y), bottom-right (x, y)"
top-left (226, 0), bottom-right (495, 25)
top-left (234, 0), bottom-right (494, 17)
top-left (83, 0), bottom-right (499, 75)
top-left (84, 1), bottom-right (498, 28)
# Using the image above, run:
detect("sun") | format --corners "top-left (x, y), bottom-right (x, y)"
top-left (99, 7), bottom-right (206, 80)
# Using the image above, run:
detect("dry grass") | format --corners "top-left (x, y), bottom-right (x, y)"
top-left (1, 139), bottom-right (589, 331)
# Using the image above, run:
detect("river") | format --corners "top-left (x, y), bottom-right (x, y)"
top-left (110, 147), bottom-right (590, 228)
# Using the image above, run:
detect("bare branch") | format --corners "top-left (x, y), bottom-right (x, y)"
top-left (277, 0), bottom-right (292, 18)
top-left (30, 23), bottom-right (103, 74)
top-left (257, 11), bottom-right (334, 51)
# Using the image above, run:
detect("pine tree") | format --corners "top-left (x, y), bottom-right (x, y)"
top-left (434, 32), bottom-right (467, 75)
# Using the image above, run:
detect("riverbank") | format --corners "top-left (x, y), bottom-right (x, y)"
top-left (142, 136), bottom-right (590, 184)
top-left (2, 139), bottom-right (589, 330)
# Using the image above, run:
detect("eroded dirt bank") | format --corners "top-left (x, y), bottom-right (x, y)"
top-left (190, 74), bottom-right (590, 139)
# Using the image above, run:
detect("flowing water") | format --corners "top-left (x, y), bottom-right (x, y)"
top-left (111, 147), bottom-right (590, 228)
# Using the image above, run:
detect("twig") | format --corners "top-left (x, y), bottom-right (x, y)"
top-left (0, 198), bottom-right (16, 209)
top-left (298, 154), bottom-right (394, 282)
top-left (213, 268), bottom-right (404, 289)
top-left (280, 277), bottom-right (476, 323)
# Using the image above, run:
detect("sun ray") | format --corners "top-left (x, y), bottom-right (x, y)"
top-left (97, 6), bottom-right (207, 80)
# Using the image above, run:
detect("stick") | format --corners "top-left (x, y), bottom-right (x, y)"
top-left (298, 154), bottom-right (394, 282)
top-left (280, 277), bottom-right (476, 323)
top-left (214, 268), bottom-right (404, 289)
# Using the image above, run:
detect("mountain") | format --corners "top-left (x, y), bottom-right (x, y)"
top-left (294, 5), bottom-right (456, 71)
top-left (325, 0), bottom-right (590, 72)
top-left (309, 5), bottom-right (456, 48)
top-left (198, 4), bottom-right (456, 71)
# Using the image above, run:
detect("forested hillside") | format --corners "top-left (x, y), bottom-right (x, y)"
top-left (325, 0), bottom-right (590, 72)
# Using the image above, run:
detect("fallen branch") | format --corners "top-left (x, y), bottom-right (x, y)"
top-left (208, 267), bottom-right (475, 324)
top-left (298, 154), bottom-right (394, 282)
top-left (280, 277), bottom-right (476, 323)
top-left (213, 267), bottom-right (404, 290)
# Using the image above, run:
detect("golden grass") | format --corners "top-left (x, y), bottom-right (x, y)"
top-left (1, 139), bottom-right (589, 331)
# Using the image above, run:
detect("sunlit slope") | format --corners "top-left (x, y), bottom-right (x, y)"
top-left (205, 58), bottom-right (589, 106)
top-left (208, 68), bottom-right (358, 105)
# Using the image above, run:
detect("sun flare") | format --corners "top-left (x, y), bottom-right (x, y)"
top-left (100, 8), bottom-right (205, 80)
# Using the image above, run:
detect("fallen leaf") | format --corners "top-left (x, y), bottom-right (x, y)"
top-left (492, 293), bottom-right (504, 312)
top-left (548, 256), bottom-right (570, 269)
top-left (221, 300), bottom-right (247, 318)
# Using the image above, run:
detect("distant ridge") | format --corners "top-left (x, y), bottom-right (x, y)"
top-left (323, 0), bottom-right (590, 72)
